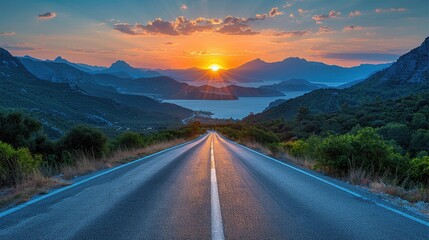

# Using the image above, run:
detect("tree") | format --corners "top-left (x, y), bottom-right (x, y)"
top-left (296, 106), bottom-right (310, 122)
top-left (0, 112), bottom-right (41, 148)
top-left (59, 126), bottom-right (107, 158)
top-left (116, 132), bottom-right (145, 149)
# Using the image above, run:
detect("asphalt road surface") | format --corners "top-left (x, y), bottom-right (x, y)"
top-left (1, 132), bottom-right (428, 239)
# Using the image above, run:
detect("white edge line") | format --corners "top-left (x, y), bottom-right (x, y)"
top-left (210, 135), bottom-right (225, 240)
top-left (0, 134), bottom-right (209, 218)
top-left (217, 133), bottom-right (429, 228)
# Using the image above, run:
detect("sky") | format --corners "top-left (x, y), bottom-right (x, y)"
top-left (0, 0), bottom-right (428, 69)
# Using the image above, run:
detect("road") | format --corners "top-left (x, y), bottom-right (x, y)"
top-left (1, 132), bottom-right (428, 239)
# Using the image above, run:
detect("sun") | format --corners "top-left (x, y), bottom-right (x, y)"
top-left (209, 64), bottom-right (222, 72)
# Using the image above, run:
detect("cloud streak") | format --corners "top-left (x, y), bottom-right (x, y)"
top-left (0, 32), bottom-right (16, 36)
top-left (375, 8), bottom-right (407, 13)
top-left (38, 12), bottom-right (57, 20)
top-left (321, 52), bottom-right (400, 61)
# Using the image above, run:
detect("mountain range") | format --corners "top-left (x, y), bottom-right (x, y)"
top-left (19, 58), bottom-right (284, 100)
top-left (1, 48), bottom-right (193, 137)
top-left (160, 58), bottom-right (391, 84)
top-left (249, 37), bottom-right (429, 121)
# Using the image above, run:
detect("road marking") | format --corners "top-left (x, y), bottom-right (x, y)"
top-left (217, 133), bottom-right (429, 228)
top-left (210, 135), bottom-right (225, 240)
top-left (0, 134), bottom-right (208, 218)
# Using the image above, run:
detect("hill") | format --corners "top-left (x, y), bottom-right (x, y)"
top-left (100, 60), bottom-right (161, 78)
top-left (1, 48), bottom-right (192, 137)
top-left (259, 79), bottom-right (328, 91)
top-left (120, 76), bottom-right (285, 99)
top-left (250, 37), bottom-right (429, 121)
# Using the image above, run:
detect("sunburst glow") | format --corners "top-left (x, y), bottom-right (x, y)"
top-left (209, 64), bottom-right (222, 72)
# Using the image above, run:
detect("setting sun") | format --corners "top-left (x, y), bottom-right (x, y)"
top-left (209, 64), bottom-right (222, 72)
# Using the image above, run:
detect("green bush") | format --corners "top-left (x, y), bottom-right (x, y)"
top-left (244, 127), bottom-right (279, 144)
top-left (409, 156), bottom-right (429, 184)
top-left (0, 112), bottom-right (41, 148)
top-left (0, 141), bottom-right (41, 186)
top-left (116, 132), bottom-right (145, 149)
top-left (316, 128), bottom-right (405, 175)
top-left (59, 126), bottom-right (107, 159)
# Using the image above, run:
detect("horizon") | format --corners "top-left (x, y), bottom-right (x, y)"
top-left (1, 0), bottom-right (428, 69)
top-left (15, 53), bottom-right (396, 70)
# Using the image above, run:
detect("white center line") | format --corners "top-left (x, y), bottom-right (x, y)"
top-left (210, 135), bottom-right (225, 240)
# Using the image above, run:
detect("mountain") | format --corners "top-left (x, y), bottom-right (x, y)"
top-left (52, 56), bottom-right (107, 72)
top-left (1, 48), bottom-right (192, 137)
top-left (18, 59), bottom-right (282, 100)
top-left (259, 79), bottom-right (328, 91)
top-left (160, 58), bottom-right (391, 84)
top-left (101, 60), bottom-right (161, 78)
top-left (248, 37), bottom-right (429, 121)
top-left (120, 76), bottom-right (285, 100)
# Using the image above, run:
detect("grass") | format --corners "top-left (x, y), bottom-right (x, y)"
top-left (0, 173), bottom-right (66, 208)
top-left (235, 138), bottom-right (429, 216)
top-left (0, 138), bottom-right (191, 210)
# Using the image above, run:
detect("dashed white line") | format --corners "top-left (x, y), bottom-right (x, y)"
top-left (210, 135), bottom-right (225, 240)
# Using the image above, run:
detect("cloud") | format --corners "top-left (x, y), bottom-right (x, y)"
top-left (298, 9), bottom-right (309, 15)
top-left (349, 11), bottom-right (361, 17)
top-left (312, 10), bottom-right (340, 21)
top-left (38, 12), bottom-right (56, 20)
top-left (318, 26), bottom-right (333, 33)
top-left (165, 42), bottom-right (177, 46)
top-left (321, 52), bottom-right (400, 61)
top-left (375, 8), bottom-right (407, 13)
top-left (272, 30), bottom-right (310, 37)
top-left (113, 8), bottom-right (284, 36)
top-left (181, 4), bottom-right (188, 10)
top-left (343, 25), bottom-right (364, 31)
top-left (1, 44), bottom-right (39, 51)
top-left (269, 7), bottom-right (283, 17)
top-left (0, 32), bottom-right (16, 36)
top-left (289, 13), bottom-right (295, 18)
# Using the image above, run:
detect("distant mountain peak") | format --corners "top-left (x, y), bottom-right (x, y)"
top-left (282, 57), bottom-right (308, 63)
top-left (110, 60), bottom-right (132, 69)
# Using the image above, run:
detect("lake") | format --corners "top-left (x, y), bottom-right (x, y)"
top-left (164, 91), bottom-right (309, 119)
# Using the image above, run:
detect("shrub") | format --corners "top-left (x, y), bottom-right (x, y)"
top-left (0, 112), bottom-right (41, 148)
top-left (410, 156), bottom-right (429, 184)
top-left (116, 132), bottom-right (145, 149)
top-left (59, 126), bottom-right (107, 159)
top-left (0, 141), bottom-right (41, 186)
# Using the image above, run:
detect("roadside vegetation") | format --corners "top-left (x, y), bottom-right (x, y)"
top-left (0, 111), bottom-right (203, 207)
top-left (211, 93), bottom-right (429, 203)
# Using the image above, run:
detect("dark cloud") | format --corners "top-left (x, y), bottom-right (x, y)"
top-left (38, 12), bottom-right (56, 20)
top-left (321, 52), bottom-right (400, 61)
top-left (269, 7), bottom-right (283, 17)
top-left (112, 7), bottom-right (282, 36)
top-left (0, 32), bottom-right (16, 36)
top-left (343, 25), bottom-right (363, 31)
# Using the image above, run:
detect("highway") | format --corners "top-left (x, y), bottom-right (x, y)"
top-left (0, 132), bottom-right (428, 239)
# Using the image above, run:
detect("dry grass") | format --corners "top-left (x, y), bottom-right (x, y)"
top-left (0, 138), bottom-right (190, 209)
top-left (62, 138), bottom-right (189, 179)
top-left (0, 172), bottom-right (66, 209)
top-left (369, 180), bottom-right (429, 203)
top-left (239, 141), bottom-right (316, 169)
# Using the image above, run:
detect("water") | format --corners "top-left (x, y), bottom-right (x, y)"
top-left (164, 91), bottom-right (308, 119)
